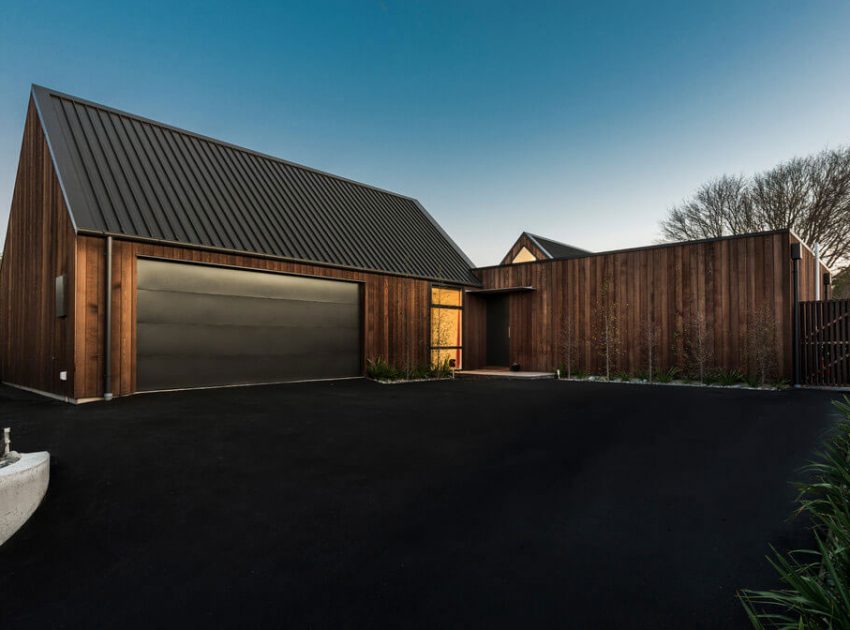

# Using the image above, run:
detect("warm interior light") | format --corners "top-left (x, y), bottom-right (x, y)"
top-left (512, 246), bottom-right (536, 263)
top-left (431, 287), bottom-right (463, 369)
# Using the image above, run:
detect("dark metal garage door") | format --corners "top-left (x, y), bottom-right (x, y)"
top-left (136, 259), bottom-right (361, 391)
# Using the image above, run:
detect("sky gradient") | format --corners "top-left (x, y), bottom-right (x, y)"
top-left (1, 1), bottom-right (849, 266)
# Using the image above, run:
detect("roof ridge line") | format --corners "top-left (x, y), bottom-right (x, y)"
top-left (30, 83), bottom-right (420, 203)
top-left (523, 233), bottom-right (553, 258)
top-left (525, 231), bottom-right (589, 253)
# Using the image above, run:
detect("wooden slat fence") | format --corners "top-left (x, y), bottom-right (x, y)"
top-left (800, 299), bottom-right (850, 386)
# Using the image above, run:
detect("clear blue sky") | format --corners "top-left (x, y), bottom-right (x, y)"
top-left (1, 1), bottom-right (849, 266)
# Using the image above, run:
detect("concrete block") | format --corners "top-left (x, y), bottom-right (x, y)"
top-left (0, 452), bottom-right (50, 546)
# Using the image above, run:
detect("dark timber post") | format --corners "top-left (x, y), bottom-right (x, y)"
top-left (824, 272), bottom-right (831, 302)
top-left (791, 243), bottom-right (802, 388)
top-left (104, 236), bottom-right (114, 401)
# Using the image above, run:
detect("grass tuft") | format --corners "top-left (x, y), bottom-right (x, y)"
top-left (739, 396), bottom-right (850, 628)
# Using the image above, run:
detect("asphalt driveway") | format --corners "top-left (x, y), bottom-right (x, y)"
top-left (0, 378), bottom-right (844, 628)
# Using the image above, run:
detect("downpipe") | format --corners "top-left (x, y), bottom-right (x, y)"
top-left (104, 236), bottom-right (113, 401)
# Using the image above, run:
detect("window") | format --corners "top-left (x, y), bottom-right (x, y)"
top-left (431, 286), bottom-right (463, 369)
top-left (512, 246), bottom-right (536, 263)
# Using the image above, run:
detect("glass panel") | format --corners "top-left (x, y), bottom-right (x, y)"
top-left (431, 348), bottom-right (462, 370)
top-left (512, 246), bottom-right (537, 263)
top-left (431, 306), bottom-right (462, 348)
top-left (431, 286), bottom-right (462, 307)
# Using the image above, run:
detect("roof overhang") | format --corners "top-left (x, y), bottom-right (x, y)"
top-left (465, 286), bottom-right (535, 295)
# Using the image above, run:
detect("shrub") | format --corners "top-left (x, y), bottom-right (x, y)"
top-left (683, 311), bottom-right (713, 383)
top-left (655, 366), bottom-right (680, 383)
top-left (746, 305), bottom-right (779, 387)
top-left (366, 358), bottom-right (453, 381)
top-left (713, 368), bottom-right (746, 386)
top-left (429, 357), bottom-right (453, 379)
top-left (739, 397), bottom-right (850, 628)
top-left (366, 357), bottom-right (403, 380)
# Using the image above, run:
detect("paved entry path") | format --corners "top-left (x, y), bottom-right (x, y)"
top-left (0, 379), bottom-right (844, 628)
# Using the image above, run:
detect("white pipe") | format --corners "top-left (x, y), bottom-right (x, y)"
top-left (814, 243), bottom-right (821, 301)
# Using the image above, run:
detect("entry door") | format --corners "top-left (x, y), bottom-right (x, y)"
top-left (486, 295), bottom-right (510, 366)
top-left (136, 259), bottom-right (361, 391)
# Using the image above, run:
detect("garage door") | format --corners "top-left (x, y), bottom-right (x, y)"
top-left (136, 259), bottom-right (361, 391)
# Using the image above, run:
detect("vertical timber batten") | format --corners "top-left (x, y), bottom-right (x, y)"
top-left (103, 236), bottom-right (113, 400)
top-left (468, 230), bottom-right (828, 380)
top-left (72, 237), bottom-right (444, 399)
top-left (0, 98), bottom-right (76, 399)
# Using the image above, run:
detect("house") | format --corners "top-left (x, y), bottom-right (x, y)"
top-left (464, 229), bottom-right (828, 377)
top-left (500, 232), bottom-right (590, 265)
top-left (0, 85), bottom-right (476, 401)
top-left (0, 85), bottom-right (831, 402)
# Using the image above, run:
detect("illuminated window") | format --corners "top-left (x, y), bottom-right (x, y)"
top-left (430, 286), bottom-right (463, 369)
top-left (512, 246), bottom-right (536, 263)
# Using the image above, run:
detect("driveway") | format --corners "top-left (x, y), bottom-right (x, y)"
top-left (0, 379), bottom-right (844, 628)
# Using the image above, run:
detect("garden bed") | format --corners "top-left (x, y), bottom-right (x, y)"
top-left (556, 374), bottom-right (787, 391)
top-left (366, 357), bottom-right (454, 385)
top-left (371, 377), bottom-right (454, 385)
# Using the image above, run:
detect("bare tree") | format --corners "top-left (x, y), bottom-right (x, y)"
top-left (559, 309), bottom-right (578, 378)
top-left (684, 311), bottom-right (712, 383)
top-left (660, 175), bottom-right (753, 241)
top-left (660, 146), bottom-right (850, 270)
top-left (640, 314), bottom-right (660, 381)
top-left (592, 278), bottom-right (620, 380)
top-left (833, 267), bottom-right (850, 299)
top-left (746, 305), bottom-right (778, 386)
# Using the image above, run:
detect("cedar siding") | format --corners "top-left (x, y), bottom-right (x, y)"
top-left (470, 230), bottom-right (827, 379)
top-left (74, 236), bottom-right (437, 398)
top-left (0, 99), bottom-right (76, 398)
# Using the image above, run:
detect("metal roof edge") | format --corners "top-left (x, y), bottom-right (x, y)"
top-left (476, 228), bottom-right (794, 271)
top-left (31, 84), bottom-right (421, 203)
top-left (29, 85), bottom-right (81, 232)
top-left (525, 232), bottom-right (591, 255)
top-left (523, 232), bottom-right (553, 258)
top-left (77, 229), bottom-right (482, 287)
top-left (412, 199), bottom-right (478, 275)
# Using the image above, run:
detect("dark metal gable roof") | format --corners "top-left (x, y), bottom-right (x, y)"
top-left (525, 233), bottom-right (590, 260)
top-left (31, 85), bottom-right (478, 286)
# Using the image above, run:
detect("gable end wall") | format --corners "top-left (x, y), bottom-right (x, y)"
top-left (0, 98), bottom-right (77, 398)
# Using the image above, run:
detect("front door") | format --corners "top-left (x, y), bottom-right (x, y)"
top-left (486, 295), bottom-right (510, 366)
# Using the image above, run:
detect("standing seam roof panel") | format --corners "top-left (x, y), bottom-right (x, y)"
top-left (158, 127), bottom-right (222, 246)
top-left (297, 168), bottom-right (361, 268)
top-left (31, 85), bottom-right (479, 285)
top-left (168, 130), bottom-right (238, 248)
top-left (121, 117), bottom-right (189, 243)
top-left (218, 146), bottom-right (290, 257)
top-left (242, 152), bottom-right (307, 259)
top-left (101, 111), bottom-right (159, 238)
top-left (61, 100), bottom-right (118, 232)
top-left (76, 103), bottom-right (137, 235)
top-left (89, 108), bottom-right (147, 236)
top-left (255, 157), bottom-right (326, 261)
top-left (132, 120), bottom-right (196, 243)
top-left (195, 137), bottom-right (273, 255)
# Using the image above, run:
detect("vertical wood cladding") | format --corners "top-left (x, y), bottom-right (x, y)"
top-left (470, 231), bottom-right (827, 379)
top-left (0, 100), bottom-right (76, 397)
top-left (74, 237), bottom-right (438, 398)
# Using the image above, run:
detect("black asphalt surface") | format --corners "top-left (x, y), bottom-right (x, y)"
top-left (0, 379), bottom-right (845, 629)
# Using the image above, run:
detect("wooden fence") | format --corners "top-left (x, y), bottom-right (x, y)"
top-left (800, 299), bottom-right (850, 386)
